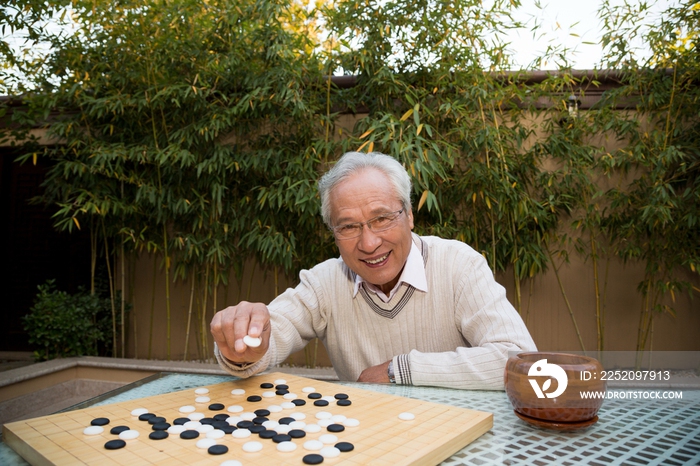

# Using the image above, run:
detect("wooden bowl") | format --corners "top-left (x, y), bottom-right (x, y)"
top-left (504, 352), bottom-right (606, 425)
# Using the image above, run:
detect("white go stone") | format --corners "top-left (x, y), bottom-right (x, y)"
top-left (317, 419), bottom-right (333, 428)
top-left (131, 408), bottom-right (148, 417)
top-left (281, 402), bottom-right (296, 409)
top-left (167, 425), bottom-right (186, 434)
top-left (242, 441), bottom-right (263, 453)
top-left (267, 405), bottom-right (283, 413)
top-left (398, 412), bottom-right (416, 421)
top-left (220, 461), bottom-right (243, 466)
top-left (119, 430), bottom-right (140, 440)
top-left (207, 429), bottom-right (226, 439)
top-left (343, 418), bottom-right (360, 427)
top-left (319, 434), bottom-right (338, 444)
top-left (195, 396), bottom-right (211, 403)
top-left (277, 441), bottom-right (297, 452)
top-left (315, 411), bottom-right (333, 420)
top-left (242, 335), bottom-right (262, 347)
top-left (196, 438), bottom-right (217, 449)
top-left (227, 405), bottom-right (244, 413)
top-left (197, 424), bottom-right (215, 434)
top-left (303, 424), bottom-right (322, 433)
top-left (274, 379), bottom-right (287, 385)
top-left (330, 415), bottom-right (347, 423)
top-left (303, 440), bottom-right (324, 451)
top-left (290, 412), bottom-right (306, 420)
top-left (289, 421), bottom-right (306, 429)
top-left (239, 412), bottom-right (256, 421)
top-left (231, 388), bottom-right (246, 395)
top-left (275, 425), bottom-right (292, 434)
top-left (194, 388), bottom-right (209, 395)
top-left (189, 413), bottom-right (205, 421)
top-left (301, 386), bottom-right (315, 393)
top-left (184, 421), bottom-right (202, 429)
top-left (226, 416), bottom-right (242, 425)
top-left (83, 426), bottom-right (104, 436)
top-left (322, 396), bottom-right (336, 403)
top-left (282, 393), bottom-right (298, 400)
top-left (262, 420), bottom-right (279, 429)
top-left (262, 391), bottom-right (276, 398)
top-left (179, 405), bottom-right (196, 413)
top-left (231, 429), bottom-right (251, 439)
top-left (320, 446), bottom-right (341, 458)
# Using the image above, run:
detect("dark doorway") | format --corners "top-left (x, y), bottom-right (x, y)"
top-left (0, 149), bottom-right (92, 351)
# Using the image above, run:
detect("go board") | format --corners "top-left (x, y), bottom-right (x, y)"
top-left (3, 372), bottom-right (492, 465)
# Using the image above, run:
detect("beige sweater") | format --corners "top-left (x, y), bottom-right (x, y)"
top-left (216, 234), bottom-right (537, 390)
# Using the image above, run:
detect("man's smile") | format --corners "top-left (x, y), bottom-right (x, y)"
top-left (362, 251), bottom-right (391, 266)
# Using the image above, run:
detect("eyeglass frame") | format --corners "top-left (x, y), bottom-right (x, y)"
top-left (329, 208), bottom-right (406, 240)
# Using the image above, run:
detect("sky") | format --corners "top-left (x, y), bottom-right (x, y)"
top-left (505, 0), bottom-right (678, 70)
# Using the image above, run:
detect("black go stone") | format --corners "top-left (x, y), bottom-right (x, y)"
top-left (335, 442), bottom-right (354, 452)
top-left (91, 417), bottom-right (110, 426)
top-left (275, 389), bottom-right (289, 396)
top-left (253, 416), bottom-right (269, 425)
top-left (109, 426), bottom-right (130, 435)
top-left (149, 431), bottom-right (169, 440)
top-left (337, 399), bottom-right (352, 406)
top-left (213, 413), bottom-right (230, 422)
top-left (212, 421), bottom-right (229, 430)
top-left (249, 425), bottom-right (265, 433)
top-left (208, 403), bottom-right (225, 411)
top-left (313, 399), bottom-right (329, 407)
top-left (275, 384), bottom-right (289, 390)
top-left (278, 417), bottom-right (295, 425)
top-left (152, 422), bottom-right (171, 431)
top-left (260, 382), bottom-right (274, 389)
top-left (221, 425), bottom-right (236, 434)
top-left (147, 416), bottom-right (166, 425)
top-left (247, 395), bottom-right (262, 402)
top-left (289, 429), bottom-right (306, 439)
top-left (259, 430), bottom-right (277, 439)
top-left (292, 399), bottom-right (306, 406)
top-left (307, 393), bottom-right (322, 399)
top-left (334, 393), bottom-right (349, 400)
top-left (174, 417), bottom-right (190, 425)
top-left (237, 420), bottom-right (255, 429)
top-left (138, 413), bottom-right (156, 421)
top-left (303, 453), bottom-right (324, 464)
top-left (180, 430), bottom-right (200, 440)
top-left (254, 409), bottom-right (271, 417)
top-left (272, 434), bottom-right (292, 443)
top-left (104, 439), bottom-right (126, 450)
top-left (208, 445), bottom-right (229, 455)
top-left (200, 418), bottom-right (215, 425)
top-left (327, 424), bottom-right (345, 433)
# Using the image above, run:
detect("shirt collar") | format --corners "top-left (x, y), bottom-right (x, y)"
top-left (352, 239), bottom-right (428, 301)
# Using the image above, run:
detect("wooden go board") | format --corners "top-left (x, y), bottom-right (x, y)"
top-left (3, 372), bottom-right (493, 466)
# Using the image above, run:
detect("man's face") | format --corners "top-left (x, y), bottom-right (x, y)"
top-left (328, 168), bottom-right (414, 294)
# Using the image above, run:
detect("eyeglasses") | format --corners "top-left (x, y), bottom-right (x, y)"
top-left (330, 209), bottom-right (405, 240)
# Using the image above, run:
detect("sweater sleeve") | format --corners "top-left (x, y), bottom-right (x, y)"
top-left (401, 242), bottom-right (537, 390)
top-left (215, 261), bottom-right (336, 378)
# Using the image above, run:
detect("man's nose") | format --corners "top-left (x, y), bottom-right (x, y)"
top-left (357, 225), bottom-right (382, 252)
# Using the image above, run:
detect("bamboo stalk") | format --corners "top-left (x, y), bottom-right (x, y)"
top-left (184, 273), bottom-right (196, 361)
top-left (101, 220), bottom-right (117, 357)
top-left (547, 246), bottom-right (586, 353)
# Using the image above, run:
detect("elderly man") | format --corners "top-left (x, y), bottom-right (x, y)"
top-left (211, 151), bottom-right (536, 389)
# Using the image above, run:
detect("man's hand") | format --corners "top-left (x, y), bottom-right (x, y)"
top-left (357, 360), bottom-right (391, 383)
top-left (210, 301), bottom-right (271, 365)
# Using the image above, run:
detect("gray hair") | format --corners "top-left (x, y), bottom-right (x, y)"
top-left (318, 151), bottom-right (412, 226)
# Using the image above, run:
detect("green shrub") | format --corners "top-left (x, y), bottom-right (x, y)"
top-left (23, 280), bottom-right (119, 361)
